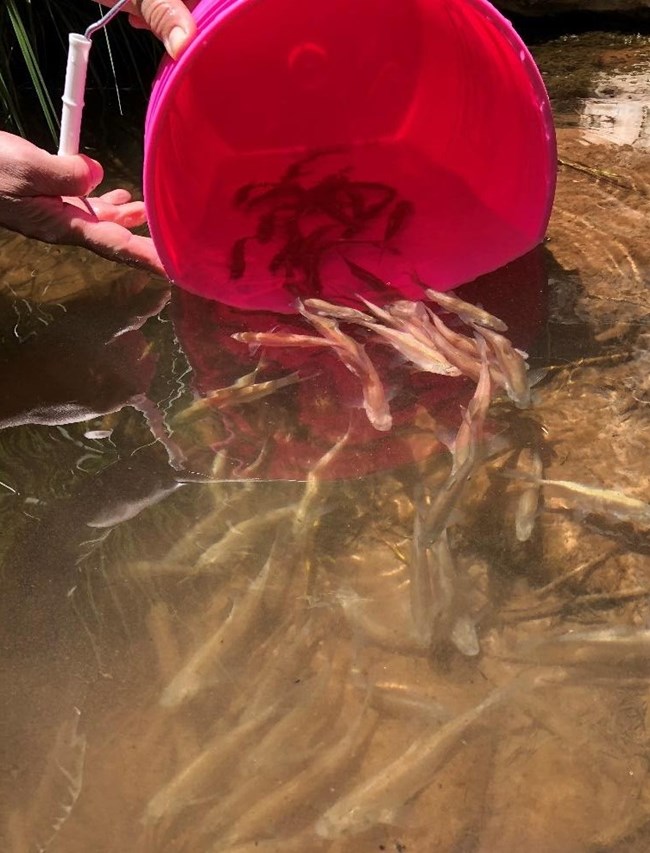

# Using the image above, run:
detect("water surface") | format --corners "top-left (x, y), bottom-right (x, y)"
top-left (1, 29), bottom-right (650, 853)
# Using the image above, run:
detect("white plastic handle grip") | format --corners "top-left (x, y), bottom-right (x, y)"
top-left (58, 34), bottom-right (92, 156)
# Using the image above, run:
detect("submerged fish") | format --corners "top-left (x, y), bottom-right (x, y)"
top-left (451, 336), bottom-right (492, 473)
top-left (193, 505), bottom-right (297, 574)
top-left (422, 285), bottom-right (508, 333)
top-left (509, 474), bottom-right (650, 525)
top-left (410, 491), bottom-right (438, 646)
top-left (510, 627), bottom-right (650, 670)
top-left (369, 682), bottom-right (453, 725)
top-left (298, 302), bottom-right (392, 431)
top-left (144, 704), bottom-right (278, 823)
top-left (316, 684), bottom-right (512, 839)
top-left (514, 447), bottom-right (544, 542)
top-left (293, 428), bottom-right (351, 533)
top-left (343, 259), bottom-right (389, 292)
top-left (220, 702), bottom-right (377, 848)
top-left (303, 298), bottom-right (372, 325)
top-left (386, 300), bottom-right (463, 350)
top-left (367, 321), bottom-right (462, 377)
top-left (198, 661), bottom-right (345, 841)
top-left (475, 326), bottom-right (530, 408)
top-left (160, 547), bottom-right (281, 708)
top-left (425, 313), bottom-right (486, 383)
top-left (384, 199), bottom-right (415, 243)
top-left (232, 331), bottom-right (333, 349)
top-left (173, 372), bottom-right (303, 425)
top-left (419, 350), bottom-right (492, 547)
top-left (24, 708), bottom-right (86, 853)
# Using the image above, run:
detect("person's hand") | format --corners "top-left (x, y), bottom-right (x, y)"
top-left (94, 0), bottom-right (198, 59)
top-left (0, 132), bottom-right (164, 275)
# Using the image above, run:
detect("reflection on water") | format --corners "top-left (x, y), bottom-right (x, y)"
top-left (579, 45), bottom-right (650, 149)
top-left (1, 29), bottom-right (650, 853)
top-left (581, 77), bottom-right (650, 149)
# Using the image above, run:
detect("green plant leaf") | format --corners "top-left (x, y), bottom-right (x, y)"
top-left (6, 0), bottom-right (59, 143)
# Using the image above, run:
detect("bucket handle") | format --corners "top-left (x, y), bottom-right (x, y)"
top-left (58, 0), bottom-right (132, 156)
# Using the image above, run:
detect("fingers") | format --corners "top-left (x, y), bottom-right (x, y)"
top-left (72, 217), bottom-right (166, 275)
top-left (93, 0), bottom-right (200, 50)
top-left (97, 189), bottom-right (133, 205)
top-left (0, 132), bottom-right (103, 198)
top-left (138, 0), bottom-right (197, 59)
top-left (66, 194), bottom-right (148, 228)
top-left (0, 195), bottom-right (165, 276)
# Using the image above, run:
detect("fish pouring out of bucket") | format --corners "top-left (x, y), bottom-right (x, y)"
top-left (58, 0), bottom-right (556, 474)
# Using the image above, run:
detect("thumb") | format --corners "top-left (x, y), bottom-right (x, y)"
top-left (0, 132), bottom-right (104, 198)
top-left (29, 151), bottom-right (105, 198)
top-left (137, 0), bottom-right (197, 59)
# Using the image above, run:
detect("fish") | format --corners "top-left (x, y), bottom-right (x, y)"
top-left (514, 447), bottom-right (544, 542)
top-left (293, 428), bottom-right (351, 534)
top-left (173, 373), bottom-right (303, 426)
top-left (421, 450), bottom-right (476, 549)
top-left (255, 210), bottom-right (278, 244)
top-left (315, 684), bottom-right (512, 839)
top-left (474, 326), bottom-right (530, 408)
top-left (229, 237), bottom-right (249, 280)
top-left (510, 627), bottom-right (650, 671)
top-left (232, 331), bottom-right (334, 349)
top-left (240, 619), bottom-right (322, 723)
top-left (195, 505), bottom-right (297, 573)
top-left (233, 182), bottom-right (273, 207)
top-left (356, 295), bottom-right (394, 325)
top-left (219, 702), bottom-right (377, 848)
top-left (83, 429), bottom-right (112, 440)
top-left (386, 300), bottom-right (450, 345)
top-left (308, 297), bottom-right (459, 376)
top-left (383, 199), bottom-right (415, 243)
top-left (369, 682), bottom-right (453, 725)
top-left (418, 349), bottom-right (492, 546)
top-left (23, 708), bottom-right (87, 853)
top-left (160, 545), bottom-right (282, 708)
top-left (298, 303), bottom-right (392, 432)
top-left (244, 183), bottom-right (305, 211)
top-left (336, 587), bottom-right (426, 655)
top-left (506, 473), bottom-right (650, 525)
top-left (86, 480), bottom-right (185, 529)
top-left (422, 285), bottom-right (509, 333)
top-left (144, 704), bottom-right (279, 823)
top-left (429, 529), bottom-right (461, 647)
top-left (281, 148), bottom-right (336, 182)
top-left (343, 258), bottom-right (389, 292)
top-left (197, 659), bottom-right (347, 841)
top-left (450, 614), bottom-right (480, 657)
top-left (425, 313), bottom-right (486, 382)
top-left (303, 297), bottom-right (373, 325)
top-left (354, 182), bottom-right (398, 222)
top-left (366, 321), bottom-right (462, 377)
top-left (451, 336), bottom-right (492, 472)
top-left (409, 492), bottom-right (437, 646)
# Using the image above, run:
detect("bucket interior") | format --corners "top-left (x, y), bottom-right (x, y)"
top-left (145, 0), bottom-right (555, 312)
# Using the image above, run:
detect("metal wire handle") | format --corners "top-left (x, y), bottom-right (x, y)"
top-left (85, 0), bottom-right (134, 40)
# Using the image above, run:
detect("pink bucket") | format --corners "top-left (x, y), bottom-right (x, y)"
top-left (144, 0), bottom-right (556, 313)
